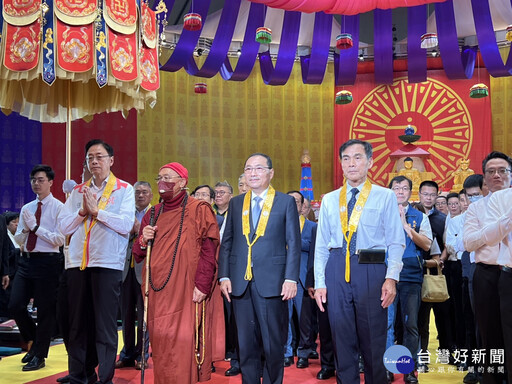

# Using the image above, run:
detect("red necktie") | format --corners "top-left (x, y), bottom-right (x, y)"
top-left (26, 202), bottom-right (42, 252)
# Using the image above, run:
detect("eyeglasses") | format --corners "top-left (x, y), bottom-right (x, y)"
top-left (392, 186), bottom-right (410, 192)
top-left (155, 175), bottom-right (182, 182)
top-left (484, 168), bottom-right (511, 176)
top-left (30, 177), bottom-right (48, 184)
top-left (447, 202), bottom-right (459, 207)
top-left (435, 201), bottom-right (447, 206)
top-left (215, 190), bottom-right (231, 197)
top-left (420, 192), bottom-right (438, 198)
top-left (85, 154), bottom-right (110, 163)
top-left (135, 190), bottom-right (150, 195)
top-left (244, 166), bottom-right (270, 174)
top-left (195, 192), bottom-right (211, 199)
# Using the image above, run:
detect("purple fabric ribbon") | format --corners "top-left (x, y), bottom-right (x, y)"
top-left (333, 15), bottom-right (359, 86)
top-left (471, 0), bottom-right (512, 77)
top-left (300, 12), bottom-right (332, 84)
top-left (259, 11), bottom-right (301, 85)
top-left (160, 0), bottom-right (212, 72)
top-left (220, 3), bottom-right (266, 81)
top-left (374, 9), bottom-right (393, 84)
top-left (435, 0), bottom-right (474, 79)
top-left (184, 0), bottom-right (241, 77)
top-left (407, 5), bottom-right (427, 83)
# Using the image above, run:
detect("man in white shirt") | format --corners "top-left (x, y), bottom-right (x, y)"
top-left (58, 139), bottom-right (134, 384)
top-left (445, 174), bottom-right (483, 384)
top-left (10, 164), bottom-right (65, 371)
top-left (478, 176), bottom-right (512, 384)
top-left (314, 139), bottom-right (404, 384)
top-left (463, 151), bottom-right (512, 384)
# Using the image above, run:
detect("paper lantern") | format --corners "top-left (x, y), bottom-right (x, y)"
top-left (420, 33), bottom-right (438, 49)
top-left (194, 83), bottom-right (207, 94)
top-left (255, 27), bottom-right (272, 44)
top-left (469, 83), bottom-right (489, 98)
top-left (335, 90), bottom-right (353, 105)
top-left (506, 25), bottom-right (512, 42)
top-left (184, 13), bottom-right (202, 31)
top-left (336, 33), bottom-right (353, 50)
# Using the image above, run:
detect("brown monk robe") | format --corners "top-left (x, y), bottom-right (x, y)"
top-left (133, 162), bottom-right (223, 384)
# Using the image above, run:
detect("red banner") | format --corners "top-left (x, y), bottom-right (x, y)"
top-left (334, 70), bottom-right (492, 190)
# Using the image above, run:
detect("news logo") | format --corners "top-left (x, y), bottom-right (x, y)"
top-left (383, 345), bottom-right (415, 374)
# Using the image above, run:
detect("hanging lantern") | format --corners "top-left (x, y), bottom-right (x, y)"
top-left (469, 83), bottom-right (489, 98)
top-left (184, 13), bottom-right (202, 31)
top-left (506, 25), bottom-right (512, 42)
top-left (335, 90), bottom-right (353, 105)
top-left (194, 83), bottom-right (207, 94)
top-left (420, 33), bottom-right (438, 49)
top-left (255, 27), bottom-right (272, 44)
top-left (336, 33), bottom-right (353, 50)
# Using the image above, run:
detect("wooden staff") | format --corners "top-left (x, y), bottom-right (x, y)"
top-left (140, 208), bottom-right (155, 384)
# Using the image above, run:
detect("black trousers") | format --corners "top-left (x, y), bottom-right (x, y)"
top-left (318, 302), bottom-right (335, 371)
top-left (473, 264), bottom-right (512, 384)
top-left (418, 296), bottom-right (453, 353)
top-left (66, 267), bottom-right (122, 384)
top-left (8, 253), bottom-right (61, 359)
top-left (445, 260), bottom-right (465, 348)
top-left (232, 281), bottom-right (288, 384)
top-left (119, 267), bottom-right (144, 362)
top-left (57, 269), bottom-right (98, 377)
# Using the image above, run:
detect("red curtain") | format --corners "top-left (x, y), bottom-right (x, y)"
top-left (42, 110), bottom-right (138, 202)
top-left (334, 69), bottom-right (492, 190)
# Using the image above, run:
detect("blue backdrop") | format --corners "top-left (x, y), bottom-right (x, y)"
top-left (1, 112), bottom-right (42, 213)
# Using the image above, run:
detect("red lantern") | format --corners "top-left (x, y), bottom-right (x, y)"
top-left (194, 83), bottom-right (207, 94)
top-left (184, 13), bottom-right (202, 31)
top-left (336, 33), bottom-right (353, 50)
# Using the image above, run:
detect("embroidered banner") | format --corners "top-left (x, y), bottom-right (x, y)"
top-left (4, 18), bottom-right (41, 71)
top-left (140, 2), bottom-right (156, 49)
top-left (3, 0), bottom-right (40, 26)
top-left (56, 18), bottom-right (94, 72)
top-left (140, 45), bottom-right (159, 91)
top-left (108, 27), bottom-right (138, 81)
top-left (104, 0), bottom-right (137, 34)
top-left (55, 0), bottom-right (97, 25)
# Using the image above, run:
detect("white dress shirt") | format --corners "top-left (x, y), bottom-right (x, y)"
top-left (314, 182), bottom-right (405, 289)
top-left (446, 212), bottom-right (475, 263)
top-left (463, 192), bottom-right (499, 265)
top-left (58, 174), bottom-right (135, 271)
top-left (480, 188), bottom-right (512, 267)
top-left (14, 193), bottom-right (65, 252)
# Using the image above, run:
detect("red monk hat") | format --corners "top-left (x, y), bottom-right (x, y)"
top-left (159, 162), bottom-right (189, 186)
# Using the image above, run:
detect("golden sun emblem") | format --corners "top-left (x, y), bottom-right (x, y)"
top-left (349, 77), bottom-right (473, 187)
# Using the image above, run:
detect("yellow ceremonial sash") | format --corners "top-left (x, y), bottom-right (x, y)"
top-left (299, 215), bottom-right (305, 233)
top-left (339, 179), bottom-right (372, 282)
top-left (242, 186), bottom-right (276, 280)
top-left (80, 172), bottom-right (117, 270)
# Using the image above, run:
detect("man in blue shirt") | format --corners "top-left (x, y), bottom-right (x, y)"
top-left (314, 139), bottom-right (404, 384)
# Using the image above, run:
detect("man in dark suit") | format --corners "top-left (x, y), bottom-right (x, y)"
top-left (285, 191), bottom-right (318, 368)
top-left (219, 153), bottom-right (301, 384)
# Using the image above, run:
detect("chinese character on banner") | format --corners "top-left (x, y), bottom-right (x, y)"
top-left (453, 348), bottom-right (468, 364)
top-left (472, 349), bottom-right (487, 365)
top-left (478, 366), bottom-right (485, 374)
top-left (418, 349), bottom-right (431, 365)
top-left (436, 349), bottom-right (451, 364)
top-left (498, 366), bottom-right (505, 374)
top-left (487, 367), bottom-right (495, 374)
top-left (438, 366), bottom-right (446, 373)
top-left (447, 366), bottom-right (456, 373)
top-left (468, 366), bottom-right (475, 373)
top-left (490, 349), bottom-right (505, 365)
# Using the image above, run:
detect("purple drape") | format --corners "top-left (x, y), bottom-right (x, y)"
top-left (334, 15), bottom-right (359, 86)
top-left (300, 12), bottom-right (332, 84)
top-left (407, 5), bottom-right (427, 83)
